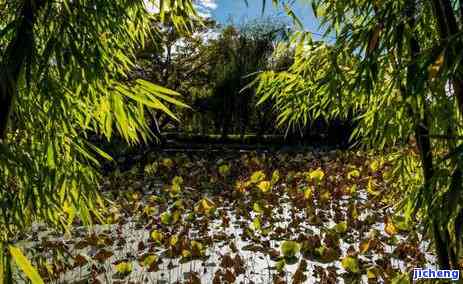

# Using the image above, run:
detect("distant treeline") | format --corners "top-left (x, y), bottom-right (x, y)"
top-left (134, 17), bottom-right (355, 147)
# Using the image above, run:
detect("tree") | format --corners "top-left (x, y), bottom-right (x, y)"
top-left (135, 15), bottom-right (216, 137)
top-left (134, 16), bottom-right (291, 139)
top-left (0, 0), bottom-right (197, 281)
top-left (258, 0), bottom-right (463, 269)
top-left (191, 18), bottom-right (290, 138)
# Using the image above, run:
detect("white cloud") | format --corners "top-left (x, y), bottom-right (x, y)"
top-left (195, 0), bottom-right (218, 18)
top-left (198, 0), bottom-right (218, 10)
top-left (145, 0), bottom-right (218, 18)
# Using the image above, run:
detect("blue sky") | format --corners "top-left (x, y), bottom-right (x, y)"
top-left (196, 0), bottom-right (326, 40)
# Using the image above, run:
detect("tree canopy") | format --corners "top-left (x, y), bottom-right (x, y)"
top-left (0, 1), bottom-right (197, 281)
top-left (258, 0), bottom-right (463, 270)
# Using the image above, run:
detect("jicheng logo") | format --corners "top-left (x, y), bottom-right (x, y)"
top-left (413, 268), bottom-right (460, 281)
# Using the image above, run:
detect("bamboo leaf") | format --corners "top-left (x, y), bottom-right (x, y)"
top-left (9, 246), bottom-right (44, 284)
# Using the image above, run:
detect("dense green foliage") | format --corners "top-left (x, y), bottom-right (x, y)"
top-left (0, 0), bottom-right (197, 281)
top-left (258, 0), bottom-right (463, 270)
top-left (135, 17), bottom-right (293, 138)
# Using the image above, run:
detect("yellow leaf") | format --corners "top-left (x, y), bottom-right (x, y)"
top-left (191, 240), bottom-right (203, 251)
top-left (304, 187), bottom-right (313, 199)
top-left (308, 168), bottom-right (325, 182)
top-left (170, 183), bottom-right (181, 196)
top-left (271, 170), bottom-right (280, 184)
top-left (170, 234), bottom-right (179, 246)
top-left (367, 178), bottom-right (380, 196)
top-left (9, 245), bottom-right (44, 284)
top-left (162, 158), bottom-right (174, 168)
top-left (150, 230), bottom-right (164, 243)
top-left (250, 217), bottom-right (261, 231)
top-left (160, 211), bottom-right (172, 224)
top-left (347, 169), bottom-right (360, 179)
top-left (349, 203), bottom-right (358, 219)
top-left (218, 164), bottom-right (230, 177)
top-left (200, 197), bottom-right (216, 214)
top-left (182, 249), bottom-right (191, 258)
top-left (335, 222), bottom-right (348, 234)
top-left (369, 160), bottom-right (380, 172)
top-left (367, 267), bottom-right (379, 279)
top-left (235, 180), bottom-right (247, 192)
top-left (382, 170), bottom-right (392, 180)
top-left (428, 52), bottom-right (445, 80)
top-left (257, 181), bottom-right (271, 193)
top-left (385, 217), bottom-right (398, 236)
top-left (253, 202), bottom-right (264, 213)
top-left (359, 239), bottom-right (370, 254)
top-left (172, 176), bottom-right (183, 185)
top-left (250, 170), bottom-right (266, 183)
top-left (142, 254), bottom-right (157, 267)
top-left (115, 261), bottom-right (132, 274)
top-left (341, 256), bottom-right (359, 273)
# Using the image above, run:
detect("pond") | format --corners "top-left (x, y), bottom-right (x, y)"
top-left (15, 150), bottom-right (434, 283)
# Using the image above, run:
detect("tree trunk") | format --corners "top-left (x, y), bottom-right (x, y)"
top-left (431, 0), bottom-right (463, 117)
top-left (408, 0), bottom-right (451, 269)
top-left (0, 0), bottom-right (44, 140)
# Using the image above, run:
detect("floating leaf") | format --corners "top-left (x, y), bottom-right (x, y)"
top-left (182, 249), bottom-right (191, 258)
top-left (257, 181), bottom-right (271, 193)
top-left (345, 184), bottom-right (357, 195)
top-left (250, 170), bottom-right (266, 183)
top-left (170, 183), bottom-right (182, 196)
top-left (341, 256), bottom-right (359, 273)
top-left (347, 169), bottom-right (360, 179)
top-left (308, 168), bottom-right (325, 182)
top-left (320, 190), bottom-right (331, 203)
top-left (150, 230), bottom-right (164, 243)
top-left (385, 217), bottom-right (398, 236)
top-left (334, 222), bottom-right (348, 234)
top-left (142, 254), bottom-right (157, 267)
top-left (191, 241), bottom-right (204, 257)
top-left (253, 202), bottom-right (264, 214)
top-left (93, 249), bottom-right (113, 262)
top-left (275, 259), bottom-right (286, 272)
top-left (162, 158), bottom-right (174, 168)
top-left (195, 197), bottom-right (216, 214)
top-left (115, 261), bottom-right (132, 275)
top-left (303, 187), bottom-right (313, 199)
top-left (367, 266), bottom-right (380, 279)
top-left (359, 239), bottom-right (371, 254)
top-left (393, 215), bottom-right (411, 232)
top-left (160, 211), bottom-right (172, 225)
top-left (369, 160), bottom-right (380, 172)
top-left (218, 164), bottom-right (230, 177)
top-left (170, 234), bottom-right (179, 246)
top-left (367, 178), bottom-right (380, 196)
top-left (172, 175), bottom-right (183, 185)
top-left (250, 217), bottom-right (261, 231)
top-left (271, 170), bottom-right (280, 184)
top-left (172, 210), bottom-right (181, 224)
top-left (280, 241), bottom-right (300, 258)
top-left (316, 246), bottom-right (339, 263)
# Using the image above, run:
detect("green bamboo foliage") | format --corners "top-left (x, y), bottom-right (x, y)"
top-left (0, 0), bottom-right (197, 281)
top-left (258, 0), bottom-right (463, 269)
